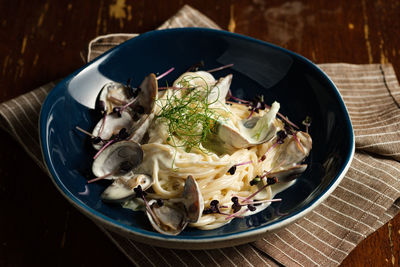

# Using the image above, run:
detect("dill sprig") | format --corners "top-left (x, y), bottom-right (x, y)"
top-left (156, 76), bottom-right (221, 153)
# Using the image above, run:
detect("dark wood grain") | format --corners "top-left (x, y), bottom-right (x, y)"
top-left (0, 1), bottom-right (399, 266)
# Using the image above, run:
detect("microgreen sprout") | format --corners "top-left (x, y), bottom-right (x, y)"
top-left (228, 165), bottom-right (236, 175)
top-left (227, 161), bottom-right (253, 175)
top-left (186, 61), bottom-right (204, 72)
top-left (202, 200), bottom-right (231, 216)
top-left (247, 95), bottom-right (266, 119)
top-left (302, 116), bottom-right (312, 133)
top-left (259, 130), bottom-right (287, 161)
top-left (93, 139), bottom-right (115, 159)
top-left (75, 126), bottom-right (104, 145)
top-left (156, 67), bottom-right (175, 80)
top-left (75, 126), bottom-right (96, 138)
top-left (243, 176), bottom-right (278, 202)
top-left (206, 63), bottom-right (234, 73)
top-left (119, 97), bottom-right (139, 114)
top-left (231, 197), bottom-right (241, 213)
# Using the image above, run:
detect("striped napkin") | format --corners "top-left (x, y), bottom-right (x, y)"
top-left (1, 5), bottom-right (400, 267)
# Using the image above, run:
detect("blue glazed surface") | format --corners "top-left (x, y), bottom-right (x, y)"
top-left (40, 28), bottom-right (354, 242)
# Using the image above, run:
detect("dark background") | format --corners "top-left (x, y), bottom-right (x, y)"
top-left (0, 1), bottom-right (399, 266)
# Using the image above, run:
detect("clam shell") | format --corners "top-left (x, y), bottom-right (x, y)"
top-left (146, 200), bottom-right (188, 236)
top-left (207, 74), bottom-right (232, 106)
top-left (92, 111), bottom-right (133, 150)
top-left (92, 141), bottom-right (143, 179)
top-left (98, 82), bottom-right (130, 114)
top-left (101, 174), bottom-right (153, 203)
top-left (136, 73), bottom-right (158, 114)
top-left (182, 175), bottom-right (204, 223)
top-left (215, 102), bottom-right (280, 151)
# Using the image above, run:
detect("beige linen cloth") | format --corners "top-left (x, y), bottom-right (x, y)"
top-left (1, 5), bottom-right (400, 267)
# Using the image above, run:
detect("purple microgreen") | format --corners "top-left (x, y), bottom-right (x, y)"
top-left (206, 63), bottom-right (234, 73)
top-left (228, 161), bottom-right (252, 175)
top-left (276, 130), bottom-right (287, 144)
top-left (238, 198), bottom-right (282, 206)
top-left (302, 116), bottom-right (312, 133)
top-left (236, 160), bottom-right (253, 166)
top-left (186, 61), bottom-right (205, 72)
top-left (259, 130), bottom-right (287, 161)
top-left (75, 126), bottom-right (96, 138)
top-left (228, 95), bottom-right (251, 104)
top-left (203, 200), bottom-right (231, 216)
top-left (243, 177), bottom-right (278, 203)
top-left (87, 170), bottom-right (115, 184)
top-left (246, 95), bottom-right (266, 119)
top-left (156, 67), bottom-right (175, 80)
top-left (92, 137), bottom-right (102, 144)
top-left (112, 107), bottom-right (122, 117)
top-left (247, 204), bottom-right (257, 212)
top-left (261, 142), bottom-right (278, 159)
top-left (231, 197), bottom-right (241, 213)
top-left (228, 165), bottom-right (236, 175)
top-left (119, 97), bottom-right (138, 113)
top-left (118, 128), bottom-right (129, 140)
top-left (93, 139), bottom-right (115, 159)
top-left (225, 208), bottom-right (247, 220)
top-left (247, 108), bottom-right (255, 119)
top-left (75, 126), bottom-right (103, 144)
top-left (275, 111), bottom-right (299, 129)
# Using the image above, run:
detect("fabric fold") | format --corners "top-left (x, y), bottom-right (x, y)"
top-left (1, 5), bottom-right (400, 267)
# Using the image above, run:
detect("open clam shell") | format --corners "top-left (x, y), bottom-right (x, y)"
top-left (92, 141), bottom-right (143, 179)
top-left (135, 73), bottom-right (158, 114)
top-left (98, 82), bottom-right (130, 114)
top-left (92, 111), bottom-right (134, 150)
top-left (273, 131), bottom-right (312, 167)
top-left (146, 200), bottom-right (188, 236)
top-left (216, 101), bottom-right (280, 150)
top-left (101, 173), bottom-right (153, 203)
top-left (207, 74), bottom-right (232, 106)
top-left (182, 175), bottom-right (204, 223)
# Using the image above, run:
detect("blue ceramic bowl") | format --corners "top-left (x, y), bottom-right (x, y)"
top-left (40, 28), bottom-right (354, 249)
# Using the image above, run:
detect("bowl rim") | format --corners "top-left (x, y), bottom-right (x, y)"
top-left (39, 27), bottom-right (355, 244)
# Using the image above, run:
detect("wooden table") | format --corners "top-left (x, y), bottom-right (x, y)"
top-left (1, 1), bottom-right (399, 266)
